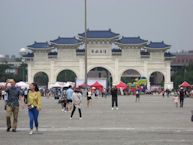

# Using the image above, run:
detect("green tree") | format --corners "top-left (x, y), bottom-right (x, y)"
top-left (172, 63), bottom-right (193, 89)
top-left (0, 63), bottom-right (27, 82)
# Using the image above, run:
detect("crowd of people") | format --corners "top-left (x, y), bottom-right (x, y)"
top-left (0, 78), bottom-right (119, 135)
top-left (0, 79), bottom-right (192, 135)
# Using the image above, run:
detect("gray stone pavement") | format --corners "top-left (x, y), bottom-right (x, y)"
top-left (0, 95), bottom-right (193, 145)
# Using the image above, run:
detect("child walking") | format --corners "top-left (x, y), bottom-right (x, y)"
top-left (172, 93), bottom-right (179, 108)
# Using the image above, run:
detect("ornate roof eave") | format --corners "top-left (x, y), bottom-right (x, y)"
top-left (146, 47), bottom-right (170, 52)
top-left (165, 56), bottom-right (176, 60)
top-left (115, 42), bottom-right (147, 47)
top-left (28, 47), bottom-right (54, 51)
top-left (50, 42), bottom-right (83, 47)
top-left (78, 35), bottom-right (120, 40)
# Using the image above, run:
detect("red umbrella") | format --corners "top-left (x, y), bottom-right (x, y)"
top-left (116, 81), bottom-right (127, 90)
top-left (90, 81), bottom-right (103, 91)
top-left (78, 83), bottom-right (90, 88)
top-left (179, 81), bottom-right (191, 87)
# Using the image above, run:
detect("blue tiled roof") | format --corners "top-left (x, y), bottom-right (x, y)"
top-left (117, 36), bottom-right (147, 44)
top-left (50, 37), bottom-right (82, 45)
top-left (28, 42), bottom-right (50, 48)
top-left (146, 41), bottom-right (170, 48)
top-left (78, 29), bottom-right (119, 39)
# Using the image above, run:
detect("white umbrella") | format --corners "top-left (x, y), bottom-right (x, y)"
top-left (51, 82), bottom-right (63, 88)
top-left (64, 82), bottom-right (70, 87)
top-left (16, 81), bottom-right (29, 89)
top-left (0, 82), bottom-right (6, 87)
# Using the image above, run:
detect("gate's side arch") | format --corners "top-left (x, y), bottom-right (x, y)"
top-left (149, 71), bottom-right (165, 86)
top-left (33, 71), bottom-right (49, 86)
top-left (88, 65), bottom-right (114, 76)
top-left (119, 68), bottom-right (143, 83)
top-left (55, 67), bottom-right (80, 81)
top-left (56, 69), bottom-right (77, 82)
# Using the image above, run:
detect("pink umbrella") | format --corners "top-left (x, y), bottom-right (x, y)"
top-left (116, 81), bottom-right (127, 90)
top-left (179, 81), bottom-right (191, 87)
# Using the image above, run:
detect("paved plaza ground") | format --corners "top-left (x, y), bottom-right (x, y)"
top-left (0, 94), bottom-right (193, 145)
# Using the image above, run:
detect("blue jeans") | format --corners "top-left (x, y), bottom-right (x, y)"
top-left (28, 108), bottom-right (39, 129)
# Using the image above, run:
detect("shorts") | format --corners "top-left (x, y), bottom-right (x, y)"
top-left (136, 94), bottom-right (140, 98)
top-left (87, 97), bottom-right (92, 101)
top-left (67, 99), bottom-right (72, 103)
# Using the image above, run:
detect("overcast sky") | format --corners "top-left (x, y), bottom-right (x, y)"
top-left (0, 0), bottom-right (193, 56)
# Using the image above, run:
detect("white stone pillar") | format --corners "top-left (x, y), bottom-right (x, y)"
top-left (164, 61), bottom-right (173, 89)
top-left (49, 60), bottom-right (55, 88)
top-left (113, 58), bottom-right (119, 85)
top-left (147, 79), bottom-right (151, 90)
top-left (79, 58), bottom-right (85, 80)
top-left (143, 61), bottom-right (148, 78)
top-left (166, 62), bottom-right (171, 82)
top-left (143, 61), bottom-right (150, 90)
top-left (27, 62), bottom-right (32, 83)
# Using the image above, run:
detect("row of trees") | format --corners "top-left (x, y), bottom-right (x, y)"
top-left (0, 63), bottom-right (27, 82)
top-left (172, 63), bottom-right (193, 89)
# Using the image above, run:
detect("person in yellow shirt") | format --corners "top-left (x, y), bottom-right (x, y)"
top-left (28, 83), bottom-right (42, 135)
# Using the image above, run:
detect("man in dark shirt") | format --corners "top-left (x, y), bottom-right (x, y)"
top-left (111, 85), bottom-right (118, 110)
top-left (5, 79), bottom-right (21, 132)
top-left (179, 87), bottom-right (185, 108)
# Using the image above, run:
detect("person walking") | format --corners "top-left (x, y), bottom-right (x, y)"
top-left (179, 87), bottom-right (185, 108)
top-left (87, 89), bottom-right (92, 108)
top-left (172, 93), bottom-right (179, 108)
top-left (23, 87), bottom-right (28, 104)
top-left (27, 83), bottom-right (42, 135)
top-left (66, 86), bottom-right (73, 112)
top-left (5, 79), bottom-right (22, 132)
top-left (70, 89), bottom-right (82, 120)
top-left (59, 89), bottom-right (67, 112)
top-left (2, 89), bottom-right (8, 110)
top-left (135, 88), bottom-right (140, 102)
top-left (111, 85), bottom-right (118, 110)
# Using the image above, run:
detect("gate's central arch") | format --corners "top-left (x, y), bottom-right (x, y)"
top-left (33, 72), bottom-right (49, 87)
top-left (57, 69), bottom-right (77, 82)
top-left (87, 67), bottom-right (112, 89)
top-left (121, 69), bottom-right (141, 83)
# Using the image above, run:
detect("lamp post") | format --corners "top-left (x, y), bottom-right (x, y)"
top-left (19, 48), bottom-right (28, 82)
top-left (84, 0), bottom-right (88, 85)
top-left (21, 58), bottom-right (25, 81)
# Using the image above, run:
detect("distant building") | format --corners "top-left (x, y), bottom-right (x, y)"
top-left (0, 54), bottom-right (22, 75)
top-left (171, 50), bottom-right (193, 67)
